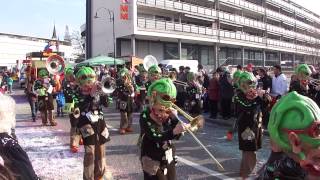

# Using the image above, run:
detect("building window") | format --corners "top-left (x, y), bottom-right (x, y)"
top-left (182, 44), bottom-right (199, 60)
top-left (200, 47), bottom-right (209, 65)
top-left (164, 43), bottom-right (178, 59)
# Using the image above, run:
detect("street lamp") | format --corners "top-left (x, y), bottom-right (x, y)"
top-left (94, 7), bottom-right (116, 67)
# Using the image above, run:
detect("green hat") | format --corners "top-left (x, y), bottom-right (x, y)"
top-left (233, 70), bottom-right (242, 79)
top-left (268, 92), bottom-right (320, 151)
top-left (187, 72), bottom-right (195, 82)
top-left (75, 66), bottom-right (96, 86)
top-left (147, 78), bottom-right (177, 107)
top-left (38, 69), bottom-right (49, 78)
top-left (119, 68), bottom-right (129, 77)
top-left (64, 66), bottom-right (74, 76)
top-left (295, 64), bottom-right (312, 76)
top-left (238, 71), bottom-right (256, 92)
top-left (148, 65), bottom-right (162, 75)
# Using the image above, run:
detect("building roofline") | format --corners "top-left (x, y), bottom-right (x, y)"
top-left (288, 0), bottom-right (320, 18)
top-left (0, 32), bottom-right (71, 45)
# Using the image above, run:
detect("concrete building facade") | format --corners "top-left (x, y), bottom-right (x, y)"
top-left (89, 0), bottom-right (320, 70)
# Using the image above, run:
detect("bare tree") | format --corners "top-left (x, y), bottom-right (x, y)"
top-left (70, 31), bottom-right (85, 62)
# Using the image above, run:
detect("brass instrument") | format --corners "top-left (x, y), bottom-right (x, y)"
top-left (101, 76), bottom-right (116, 94)
top-left (173, 80), bottom-right (188, 87)
top-left (73, 107), bottom-right (80, 118)
top-left (309, 78), bottom-right (320, 87)
top-left (143, 55), bottom-right (158, 71)
top-left (171, 103), bottom-right (225, 171)
top-left (46, 55), bottom-right (65, 75)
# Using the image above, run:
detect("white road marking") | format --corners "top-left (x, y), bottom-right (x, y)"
top-left (177, 156), bottom-right (236, 180)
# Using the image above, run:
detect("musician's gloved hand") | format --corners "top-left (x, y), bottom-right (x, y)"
top-left (173, 123), bottom-right (191, 135)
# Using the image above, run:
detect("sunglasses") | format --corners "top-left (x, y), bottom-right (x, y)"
top-left (160, 94), bottom-right (176, 102)
top-left (79, 74), bottom-right (95, 81)
top-left (282, 121), bottom-right (320, 138)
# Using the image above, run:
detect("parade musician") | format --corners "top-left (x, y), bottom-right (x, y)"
top-left (139, 78), bottom-right (190, 180)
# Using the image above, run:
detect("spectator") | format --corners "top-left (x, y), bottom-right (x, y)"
top-left (176, 66), bottom-right (187, 107)
top-left (257, 68), bottom-right (272, 92)
top-left (271, 65), bottom-right (288, 98)
top-left (219, 69), bottom-right (234, 120)
top-left (246, 63), bottom-right (254, 73)
top-left (0, 95), bottom-right (38, 180)
top-left (237, 65), bottom-right (243, 71)
top-left (258, 68), bottom-right (272, 128)
top-left (6, 74), bottom-right (13, 94)
top-left (208, 72), bottom-right (220, 118)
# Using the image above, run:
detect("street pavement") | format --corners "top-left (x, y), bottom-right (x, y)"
top-left (11, 86), bottom-right (271, 180)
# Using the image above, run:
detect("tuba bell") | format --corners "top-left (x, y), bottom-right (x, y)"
top-left (100, 76), bottom-right (116, 94)
top-left (46, 55), bottom-right (65, 75)
top-left (143, 55), bottom-right (158, 71)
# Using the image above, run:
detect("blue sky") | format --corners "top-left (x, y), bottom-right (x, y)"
top-left (0, 0), bottom-right (318, 40)
top-left (0, 0), bottom-right (85, 39)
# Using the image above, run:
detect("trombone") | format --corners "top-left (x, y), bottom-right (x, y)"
top-left (173, 80), bottom-right (188, 87)
top-left (309, 78), bottom-right (320, 87)
top-left (171, 103), bottom-right (225, 171)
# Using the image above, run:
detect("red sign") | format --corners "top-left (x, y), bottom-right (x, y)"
top-left (120, 4), bottom-right (129, 20)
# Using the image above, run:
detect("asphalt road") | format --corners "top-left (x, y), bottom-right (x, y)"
top-left (12, 86), bottom-right (271, 180)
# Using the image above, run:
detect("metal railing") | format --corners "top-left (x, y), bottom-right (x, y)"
top-left (267, 0), bottom-right (320, 25)
top-left (137, 0), bottom-right (217, 18)
top-left (138, 0), bottom-right (319, 44)
top-left (137, 17), bottom-right (217, 37)
top-left (219, 0), bottom-right (264, 14)
top-left (138, 17), bottom-right (319, 56)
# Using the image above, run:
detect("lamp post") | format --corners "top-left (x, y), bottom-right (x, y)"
top-left (94, 7), bottom-right (116, 67)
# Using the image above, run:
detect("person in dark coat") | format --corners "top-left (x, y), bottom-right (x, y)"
top-left (257, 68), bottom-right (272, 128)
top-left (0, 95), bottom-right (39, 180)
top-left (208, 72), bottom-right (220, 118)
top-left (219, 69), bottom-right (234, 119)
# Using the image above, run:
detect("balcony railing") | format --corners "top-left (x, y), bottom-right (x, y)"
top-left (138, 17), bottom-right (218, 37)
top-left (218, 11), bottom-right (265, 30)
top-left (137, 17), bottom-right (318, 56)
top-left (267, 0), bottom-right (320, 24)
top-left (219, 0), bottom-right (264, 14)
top-left (137, 0), bottom-right (217, 18)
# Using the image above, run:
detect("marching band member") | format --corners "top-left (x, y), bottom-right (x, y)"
top-left (145, 65), bottom-right (162, 91)
top-left (234, 71), bottom-right (270, 179)
top-left (115, 68), bottom-right (135, 135)
top-left (258, 92), bottom-right (320, 180)
top-left (34, 69), bottom-right (57, 126)
top-left (185, 72), bottom-right (203, 116)
top-left (62, 67), bottom-right (82, 153)
top-left (74, 66), bottom-right (110, 180)
top-left (139, 78), bottom-right (190, 180)
top-left (289, 64), bottom-right (312, 97)
top-left (135, 70), bottom-right (148, 112)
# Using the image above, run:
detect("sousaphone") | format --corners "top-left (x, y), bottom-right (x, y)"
top-left (143, 55), bottom-right (158, 71)
top-left (46, 55), bottom-right (65, 75)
